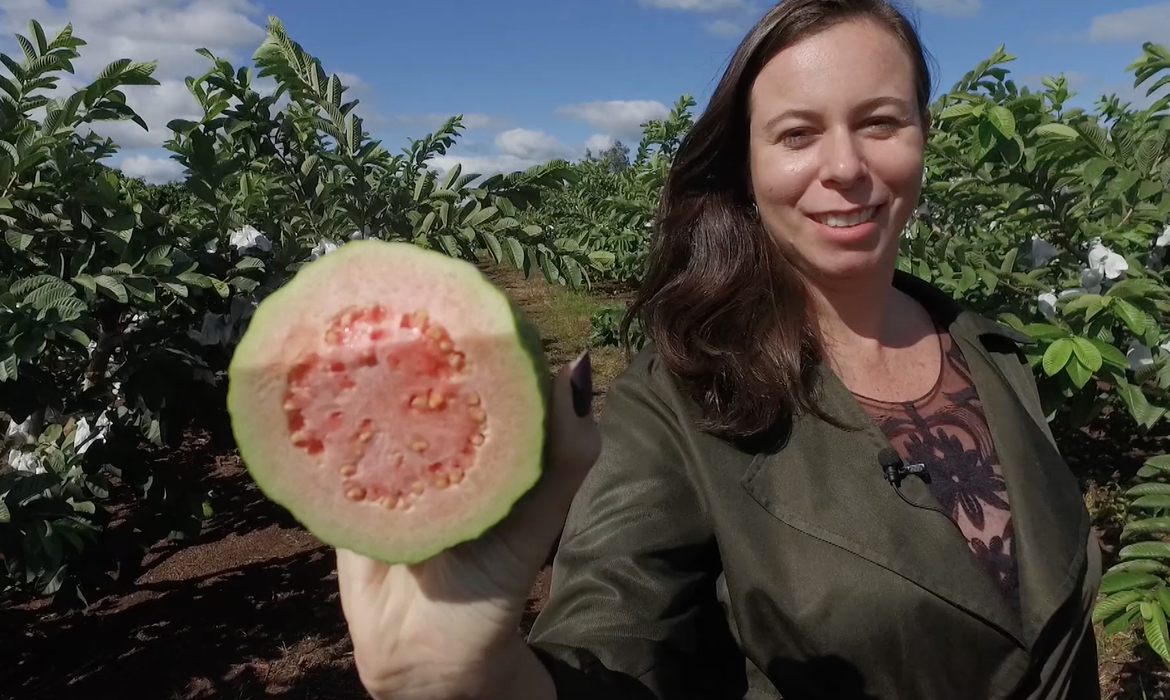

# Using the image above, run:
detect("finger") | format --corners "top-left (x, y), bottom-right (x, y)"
top-left (490, 350), bottom-right (600, 568)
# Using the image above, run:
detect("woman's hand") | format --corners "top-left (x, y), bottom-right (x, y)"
top-left (336, 352), bottom-right (600, 700)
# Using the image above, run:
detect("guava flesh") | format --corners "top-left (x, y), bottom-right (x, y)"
top-left (227, 240), bottom-right (548, 564)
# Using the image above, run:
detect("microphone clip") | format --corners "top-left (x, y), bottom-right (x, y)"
top-left (888, 462), bottom-right (927, 485)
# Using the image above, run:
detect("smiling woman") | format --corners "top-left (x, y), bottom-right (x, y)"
top-left (333, 2), bottom-right (1104, 699)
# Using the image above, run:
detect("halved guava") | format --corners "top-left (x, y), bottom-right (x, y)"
top-left (227, 240), bottom-right (548, 564)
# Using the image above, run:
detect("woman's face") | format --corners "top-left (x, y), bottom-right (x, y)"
top-left (747, 18), bottom-right (927, 286)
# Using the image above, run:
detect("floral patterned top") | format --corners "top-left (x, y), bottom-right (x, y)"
top-left (853, 330), bottom-right (1021, 616)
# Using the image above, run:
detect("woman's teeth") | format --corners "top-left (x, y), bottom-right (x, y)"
top-left (812, 207), bottom-right (876, 228)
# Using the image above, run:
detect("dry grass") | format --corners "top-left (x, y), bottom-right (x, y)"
top-left (478, 262), bottom-right (631, 403)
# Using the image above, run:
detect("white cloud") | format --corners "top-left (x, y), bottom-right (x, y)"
top-left (427, 131), bottom-right (604, 179)
top-left (388, 112), bottom-right (510, 131)
top-left (584, 134), bottom-right (616, 154)
top-left (495, 128), bottom-right (577, 161)
top-left (909, 0), bottom-right (982, 17)
top-left (426, 154), bottom-right (536, 179)
top-left (0, 0), bottom-right (267, 80)
top-left (706, 19), bottom-right (745, 37)
top-left (1089, 3), bottom-right (1170, 43)
top-left (638, 0), bottom-right (747, 11)
top-left (87, 79), bottom-right (203, 148)
top-left (0, 0), bottom-right (270, 175)
top-left (556, 100), bottom-right (668, 137)
top-left (1096, 80), bottom-right (1162, 110)
top-left (117, 154), bottom-right (185, 183)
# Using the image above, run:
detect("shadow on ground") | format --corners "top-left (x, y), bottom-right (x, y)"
top-left (1, 547), bottom-right (366, 700)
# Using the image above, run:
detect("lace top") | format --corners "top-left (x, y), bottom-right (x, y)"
top-left (853, 330), bottom-right (1020, 615)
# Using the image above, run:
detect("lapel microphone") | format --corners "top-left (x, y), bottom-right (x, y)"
top-left (877, 447), bottom-right (963, 536)
top-left (878, 447), bottom-right (928, 486)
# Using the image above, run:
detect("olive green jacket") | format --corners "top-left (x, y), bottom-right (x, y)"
top-left (527, 272), bottom-right (1102, 700)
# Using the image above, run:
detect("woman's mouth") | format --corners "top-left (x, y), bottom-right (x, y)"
top-left (809, 206), bottom-right (879, 228)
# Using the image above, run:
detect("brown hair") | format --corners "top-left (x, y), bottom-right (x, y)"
top-left (624, 0), bottom-right (933, 441)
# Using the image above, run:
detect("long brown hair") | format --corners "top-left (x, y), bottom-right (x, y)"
top-left (624, 0), bottom-right (933, 441)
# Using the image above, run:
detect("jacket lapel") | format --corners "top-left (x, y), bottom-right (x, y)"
top-left (948, 311), bottom-right (1091, 649)
top-left (739, 361), bottom-right (1026, 645)
top-left (901, 272), bottom-right (1093, 649)
top-left (739, 272), bottom-right (1090, 651)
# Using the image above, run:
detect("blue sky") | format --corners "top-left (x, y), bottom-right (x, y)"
top-left (0, 0), bottom-right (1167, 182)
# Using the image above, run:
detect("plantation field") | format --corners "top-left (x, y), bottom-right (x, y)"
top-left (0, 263), bottom-right (1164, 700)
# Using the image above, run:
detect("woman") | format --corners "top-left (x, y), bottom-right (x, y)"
top-left (335, 1), bottom-right (1102, 698)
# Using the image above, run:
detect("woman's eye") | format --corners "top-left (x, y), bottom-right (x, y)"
top-left (865, 118), bottom-right (899, 134)
top-left (780, 130), bottom-right (814, 147)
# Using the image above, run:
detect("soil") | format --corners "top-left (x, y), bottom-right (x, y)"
top-left (2, 265), bottom-right (1168, 700)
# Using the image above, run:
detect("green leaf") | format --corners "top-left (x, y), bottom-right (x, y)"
top-left (70, 500), bottom-right (96, 515)
top-left (1104, 607), bottom-right (1140, 635)
top-left (10, 274), bottom-right (58, 297)
top-left (93, 275), bottom-right (128, 303)
top-left (1157, 586), bottom-right (1170, 619)
top-left (1094, 589), bottom-right (1145, 623)
top-left (1123, 516), bottom-right (1170, 540)
top-left (1022, 324), bottom-right (1068, 341)
top-left (71, 273), bottom-right (96, 295)
top-left (1114, 298), bottom-right (1148, 335)
top-left (481, 232), bottom-right (503, 263)
top-left (999, 247), bottom-right (1018, 275)
top-left (1131, 495), bottom-right (1170, 510)
top-left (51, 296), bottom-right (86, 322)
top-left (123, 276), bottom-right (155, 303)
top-left (234, 257), bottom-right (265, 270)
top-left (0, 353), bottom-right (16, 381)
top-left (146, 245), bottom-right (173, 267)
top-left (465, 205), bottom-right (497, 228)
top-left (540, 252), bottom-right (560, 285)
top-left (1065, 355), bottom-right (1092, 388)
top-left (15, 33), bottom-right (36, 63)
top-left (5, 228), bottom-right (33, 251)
top-left (1060, 293), bottom-right (1104, 316)
top-left (940, 102), bottom-right (978, 120)
top-left (1099, 571), bottom-right (1164, 594)
top-left (988, 106), bottom-right (1016, 139)
top-left (1033, 123), bottom-right (1079, 140)
top-left (1128, 482), bottom-right (1170, 497)
top-left (1144, 603), bottom-right (1170, 664)
top-left (1088, 339), bottom-right (1128, 371)
top-left (1042, 339), bottom-right (1073, 376)
top-left (504, 237), bottom-right (524, 268)
top-left (1106, 560), bottom-right (1170, 577)
top-left (0, 496), bottom-right (8, 523)
top-left (176, 272), bottom-right (214, 289)
top-left (1070, 337), bottom-right (1103, 372)
top-left (1146, 455), bottom-right (1170, 473)
top-left (1120, 541), bottom-right (1170, 561)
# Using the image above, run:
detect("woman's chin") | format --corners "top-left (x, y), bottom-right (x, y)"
top-left (801, 249), bottom-right (898, 285)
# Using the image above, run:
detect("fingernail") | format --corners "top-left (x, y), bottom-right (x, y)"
top-left (570, 351), bottom-right (593, 418)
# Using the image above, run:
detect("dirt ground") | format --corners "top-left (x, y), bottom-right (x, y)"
top-left (1, 264), bottom-right (1168, 699)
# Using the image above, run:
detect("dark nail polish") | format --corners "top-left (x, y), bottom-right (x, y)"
top-left (570, 351), bottom-right (593, 418)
